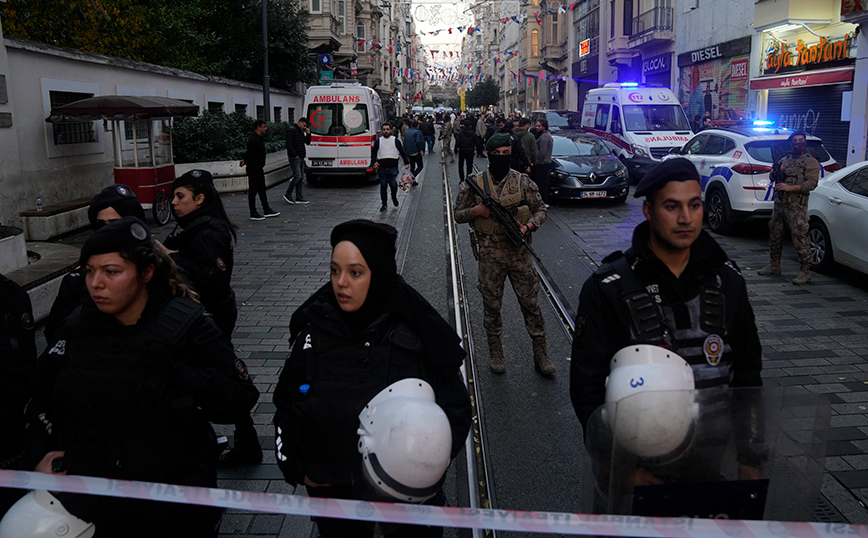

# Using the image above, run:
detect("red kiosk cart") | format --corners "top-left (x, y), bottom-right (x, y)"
top-left (46, 96), bottom-right (200, 226)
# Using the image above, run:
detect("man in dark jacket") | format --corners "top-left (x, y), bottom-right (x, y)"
top-left (501, 121), bottom-right (531, 174)
top-left (453, 121), bottom-right (484, 182)
top-left (419, 117), bottom-right (436, 154)
top-left (283, 117), bottom-right (312, 205)
top-left (241, 120), bottom-right (279, 220)
top-left (403, 121), bottom-right (426, 183)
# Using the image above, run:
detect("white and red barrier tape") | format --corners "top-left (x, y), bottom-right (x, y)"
top-left (1, 470), bottom-right (864, 536)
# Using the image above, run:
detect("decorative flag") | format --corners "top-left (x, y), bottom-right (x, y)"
top-left (534, 12), bottom-right (542, 25)
top-left (558, 5), bottom-right (566, 13)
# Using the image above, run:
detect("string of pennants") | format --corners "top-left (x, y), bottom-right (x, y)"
top-left (421, 66), bottom-right (573, 88)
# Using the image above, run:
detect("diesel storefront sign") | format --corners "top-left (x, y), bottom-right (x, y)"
top-left (677, 37), bottom-right (751, 123)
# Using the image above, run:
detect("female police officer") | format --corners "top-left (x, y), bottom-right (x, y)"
top-left (273, 219), bottom-right (472, 538)
top-left (156, 169), bottom-right (261, 467)
top-left (35, 217), bottom-right (258, 537)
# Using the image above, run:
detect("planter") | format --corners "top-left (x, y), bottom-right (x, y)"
top-left (175, 151), bottom-right (292, 194)
top-left (0, 226), bottom-right (28, 274)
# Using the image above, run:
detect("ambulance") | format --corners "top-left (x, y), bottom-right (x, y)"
top-left (303, 81), bottom-right (384, 184)
top-left (581, 83), bottom-right (693, 181)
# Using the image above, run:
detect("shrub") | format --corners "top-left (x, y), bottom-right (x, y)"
top-left (173, 111), bottom-right (288, 163)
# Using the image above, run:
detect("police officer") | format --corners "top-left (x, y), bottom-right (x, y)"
top-left (45, 184), bottom-right (146, 343)
top-left (156, 169), bottom-right (262, 468)
top-left (453, 133), bottom-right (553, 375)
top-left (273, 220), bottom-right (471, 538)
top-left (757, 131), bottom-right (821, 285)
top-left (35, 217), bottom-right (259, 537)
top-left (0, 274), bottom-right (37, 518)
top-left (570, 158), bottom-right (762, 431)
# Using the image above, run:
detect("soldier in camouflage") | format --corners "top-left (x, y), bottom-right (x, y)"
top-left (757, 131), bottom-right (821, 285)
top-left (453, 133), bottom-right (554, 376)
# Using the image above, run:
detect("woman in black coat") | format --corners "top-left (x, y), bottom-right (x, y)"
top-left (274, 220), bottom-right (472, 538)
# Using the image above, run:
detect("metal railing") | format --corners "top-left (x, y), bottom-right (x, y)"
top-left (631, 6), bottom-right (673, 38)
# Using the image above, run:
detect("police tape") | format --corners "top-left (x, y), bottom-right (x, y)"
top-left (0, 470), bottom-right (864, 537)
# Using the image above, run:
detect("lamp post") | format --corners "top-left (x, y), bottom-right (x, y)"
top-left (262, 0), bottom-right (271, 121)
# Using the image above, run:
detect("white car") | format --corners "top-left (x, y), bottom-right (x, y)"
top-left (807, 161), bottom-right (868, 275)
top-left (667, 125), bottom-right (840, 234)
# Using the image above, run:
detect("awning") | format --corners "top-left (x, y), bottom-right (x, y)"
top-left (749, 67), bottom-right (853, 91)
top-left (46, 95), bottom-right (200, 123)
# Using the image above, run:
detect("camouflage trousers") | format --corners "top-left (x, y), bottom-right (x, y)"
top-left (476, 243), bottom-right (546, 339)
top-left (768, 201), bottom-right (811, 266)
top-left (441, 137), bottom-right (454, 157)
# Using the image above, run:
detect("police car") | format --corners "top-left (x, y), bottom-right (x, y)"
top-left (666, 122), bottom-right (841, 234)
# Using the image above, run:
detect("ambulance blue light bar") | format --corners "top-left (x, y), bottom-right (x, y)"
top-left (620, 82), bottom-right (639, 87)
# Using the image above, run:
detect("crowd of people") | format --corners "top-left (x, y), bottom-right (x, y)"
top-left (6, 107), bottom-right (829, 537)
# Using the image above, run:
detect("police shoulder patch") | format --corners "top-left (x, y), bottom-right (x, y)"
top-left (21, 312), bottom-right (34, 331)
top-left (216, 257), bottom-right (227, 271)
top-left (234, 358), bottom-right (250, 381)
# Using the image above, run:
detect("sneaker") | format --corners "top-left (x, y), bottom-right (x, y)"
top-left (250, 212), bottom-right (265, 221)
top-left (263, 208), bottom-right (280, 217)
top-left (295, 198), bottom-right (310, 204)
top-left (412, 181), bottom-right (419, 186)
top-left (283, 195), bottom-right (295, 204)
top-left (379, 204), bottom-right (387, 212)
top-left (392, 194), bottom-right (399, 207)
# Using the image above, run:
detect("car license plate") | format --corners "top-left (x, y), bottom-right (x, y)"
top-left (581, 191), bottom-right (606, 198)
top-left (311, 160), bottom-right (333, 167)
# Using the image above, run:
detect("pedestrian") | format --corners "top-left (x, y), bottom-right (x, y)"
top-left (0, 273), bottom-right (38, 518)
top-left (535, 118), bottom-right (554, 205)
top-left (154, 170), bottom-right (263, 468)
top-left (476, 113), bottom-right (487, 142)
top-left (503, 121), bottom-right (531, 174)
top-left (454, 120), bottom-right (484, 182)
top-left (33, 217), bottom-right (259, 537)
top-left (757, 131), bottom-right (821, 285)
top-left (484, 118), bottom-right (497, 143)
top-left (240, 119), bottom-right (279, 221)
top-left (45, 184), bottom-right (147, 343)
top-left (371, 123), bottom-right (410, 212)
top-left (273, 219), bottom-right (472, 538)
top-left (569, 158), bottom-right (762, 431)
top-left (439, 117), bottom-right (455, 164)
top-left (404, 120), bottom-right (425, 184)
top-left (419, 117), bottom-right (436, 154)
top-left (453, 133), bottom-right (554, 375)
top-left (283, 117), bottom-right (312, 205)
top-left (514, 118), bottom-right (537, 172)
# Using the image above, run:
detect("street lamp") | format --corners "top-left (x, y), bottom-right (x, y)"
top-left (262, 0), bottom-right (271, 121)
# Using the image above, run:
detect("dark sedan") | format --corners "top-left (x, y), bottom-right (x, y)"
top-left (547, 134), bottom-right (630, 203)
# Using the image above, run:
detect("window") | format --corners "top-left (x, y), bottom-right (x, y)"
top-left (274, 107), bottom-right (282, 123)
top-left (311, 0), bottom-right (321, 12)
top-left (593, 104), bottom-right (609, 130)
top-left (207, 101), bottom-right (224, 113)
top-left (256, 105), bottom-right (264, 121)
top-left (684, 135), bottom-right (707, 155)
top-left (235, 103), bottom-right (248, 115)
top-left (307, 103), bottom-right (370, 136)
top-left (49, 90), bottom-right (96, 145)
top-left (338, 1), bottom-right (345, 34)
top-left (550, 13), bottom-right (558, 44)
top-left (531, 29), bottom-right (539, 57)
top-left (841, 168), bottom-right (868, 197)
top-left (622, 104), bottom-right (691, 131)
top-left (611, 105), bottom-right (622, 134)
top-left (357, 22), bottom-right (366, 52)
top-left (703, 135), bottom-right (734, 155)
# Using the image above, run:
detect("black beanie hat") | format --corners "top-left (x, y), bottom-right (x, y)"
top-left (88, 184), bottom-right (145, 228)
top-left (330, 220), bottom-right (398, 265)
top-left (80, 217), bottom-right (151, 267)
top-left (173, 169), bottom-right (214, 191)
top-left (633, 158), bottom-right (701, 198)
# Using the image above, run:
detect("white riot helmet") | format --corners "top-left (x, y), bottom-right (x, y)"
top-left (602, 345), bottom-right (699, 462)
top-left (357, 378), bottom-right (452, 503)
top-left (0, 490), bottom-right (96, 538)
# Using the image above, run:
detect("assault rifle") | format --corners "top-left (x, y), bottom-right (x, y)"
top-left (464, 174), bottom-right (541, 262)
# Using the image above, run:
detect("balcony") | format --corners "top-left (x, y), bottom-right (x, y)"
top-left (307, 14), bottom-right (342, 53)
top-left (628, 7), bottom-right (674, 48)
top-left (540, 43), bottom-right (567, 71)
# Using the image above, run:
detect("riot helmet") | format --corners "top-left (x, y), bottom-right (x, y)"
top-left (0, 490), bottom-right (95, 538)
top-left (602, 345), bottom-right (699, 462)
top-left (356, 378), bottom-right (452, 503)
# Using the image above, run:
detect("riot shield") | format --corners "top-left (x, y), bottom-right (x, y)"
top-left (581, 386), bottom-right (829, 521)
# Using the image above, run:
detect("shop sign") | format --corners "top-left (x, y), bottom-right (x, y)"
top-left (730, 59), bottom-right (749, 82)
top-left (841, 0), bottom-right (867, 16)
top-left (580, 39), bottom-right (590, 57)
top-left (643, 53), bottom-right (670, 75)
top-left (678, 37), bottom-right (751, 67)
top-left (764, 34), bottom-right (855, 74)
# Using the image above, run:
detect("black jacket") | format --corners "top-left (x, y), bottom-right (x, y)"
top-left (0, 273), bottom-right (36, 464)
top-left (454, 128), bottom-right (484, 155)
top-left (419, 121), bottom-right (436, 137)
top-left (243, 132), bottom-right (267, 170)
top-left (570, 222), bottom-right (763, 430)
top-left (286, 124), bottom-right (311, 159)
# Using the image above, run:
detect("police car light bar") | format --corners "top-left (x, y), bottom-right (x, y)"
top-left (752, 120), bottom-right (774, 126)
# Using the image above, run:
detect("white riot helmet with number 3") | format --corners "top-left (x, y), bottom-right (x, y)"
top-left (0, 490), bottom-right (95, 538)
top-left (357, 378), bottom-right (452, 503)
top-left (603, 345), bottom-right (699, 462)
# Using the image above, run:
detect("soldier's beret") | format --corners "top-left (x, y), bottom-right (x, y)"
top-left (80, 217), bottom-right (151, 266)
top-left (634, 158), bottom-right (701, 198)
top-left (486, 133), bottom-right (512, 152)
top-left (88, 184), bottom-right (145, 228)
top-left (173, 169), bottom-right (214, 191)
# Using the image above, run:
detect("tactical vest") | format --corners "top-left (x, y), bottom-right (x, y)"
top-left (471, 170), bottom-right (530, 236)
top-left (775, 153), bottom-right (817, 206)
top-left (51, 298), bottom-right (215, 479)
top-left (294, 317), bottom-right (426, 482)
top-left (602, 255), bottom-right (732, 389)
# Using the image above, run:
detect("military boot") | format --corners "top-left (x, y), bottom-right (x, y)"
top-left (532, 337), bottom-right (556, 376)
top-left (792, 265), bottom-right (812, 285)
top-left (488, 336), bottom-right (505, 374)
top-left (757, 261), bottom-right (781, 276)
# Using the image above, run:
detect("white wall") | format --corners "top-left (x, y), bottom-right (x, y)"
top-left (1, 38), bottom-right (302, 227)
